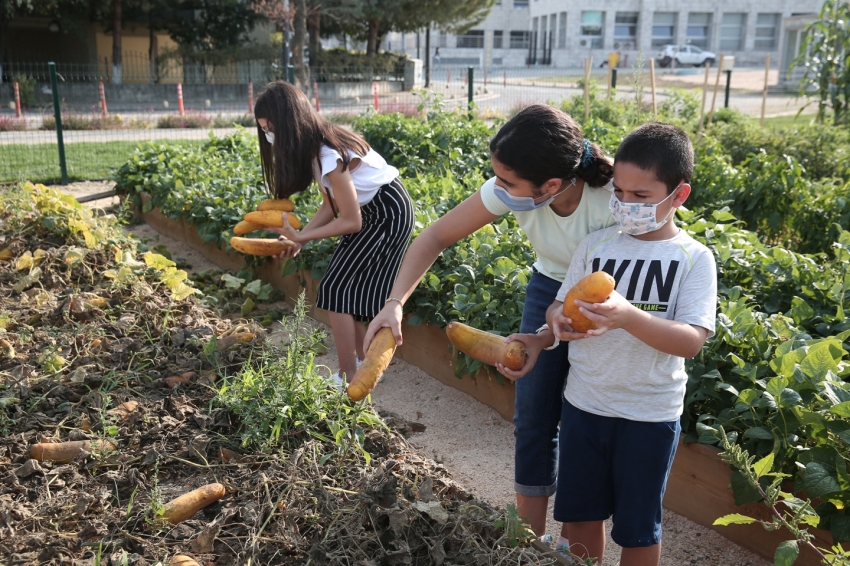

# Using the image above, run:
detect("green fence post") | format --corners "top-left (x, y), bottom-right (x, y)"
top-left (724, 69), bottom-right (732, 108)
top-left (611, 68), bottom-right (618, 90)
top-left (287, 65), bottom-right (295, 84)
top-left (49, 62), bottom-right (68, 185)
top-left (467, 66), bottom-right (474, 117)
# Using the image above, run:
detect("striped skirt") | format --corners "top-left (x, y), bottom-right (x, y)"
top-left (316, 178), bottom-right (414, 321)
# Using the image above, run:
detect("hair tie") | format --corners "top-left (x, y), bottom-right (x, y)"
top-left (580, 139), bottom-right (593, 169)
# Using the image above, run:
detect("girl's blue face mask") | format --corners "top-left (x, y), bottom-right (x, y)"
top-left (493, 178), bottom-right (576, 212)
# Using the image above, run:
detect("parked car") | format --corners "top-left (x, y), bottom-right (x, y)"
top-left (656, 44), bottom-right (716, 68)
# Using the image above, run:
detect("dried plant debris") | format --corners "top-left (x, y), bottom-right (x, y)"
top-left (0, 184), bottom-right (555, 565)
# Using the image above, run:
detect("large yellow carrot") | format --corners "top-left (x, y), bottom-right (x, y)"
top-left (161, 483), bottom-right (226, 524)
top-left (233, 220), bottom-right (265, 235)
top-left (445, 322), bottom-right (527, 371)
top-left (257, 198), bottom-right (295, 212)
top-left (243, 211), bottom-right (301, 230)
top-left (30, 439), bottom-right (117, 463)
top-left (230, 237), bottom-right (296, 257)
top-left (562, 271), bottom-right (616, 333)
top-left (347, 328), bottom-right (397, 401)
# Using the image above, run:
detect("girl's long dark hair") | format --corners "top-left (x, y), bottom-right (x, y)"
top-left (254, 81), bottom-right (370, 198)
top-left (489, 104), bottom-right (613, 189)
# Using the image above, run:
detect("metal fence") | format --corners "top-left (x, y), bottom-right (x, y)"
top-left (0, 60), bottom-right (812, 184)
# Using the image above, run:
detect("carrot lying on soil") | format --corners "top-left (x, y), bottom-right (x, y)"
top-left (169, 555), bottom-right (201, 566)
top-left (30, 439), bottom-right (117, 463)
top-left (445, 321), bottom-right (528, 371)
top-left (165, 371), bottom-right (196, 388)
top-left (219, 447), bottom-right (245, 464)
top-left (161, 482), bottom-right (227, 524)
top-left (347, 327), bottom-right (397, 401)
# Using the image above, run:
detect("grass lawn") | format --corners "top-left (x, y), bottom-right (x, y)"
top-left (761, 113), bottom-right (821, 130)
top-left (0, 139), bottom-right (204, 184)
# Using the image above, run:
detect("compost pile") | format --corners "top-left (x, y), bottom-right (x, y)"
top-left (0, 185), bottom-right (555, 566)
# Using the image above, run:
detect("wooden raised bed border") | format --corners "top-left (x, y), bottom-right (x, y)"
top-left (137, 196), bottom-right (836, 565)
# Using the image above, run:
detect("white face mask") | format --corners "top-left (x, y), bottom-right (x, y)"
top-left (264, 130), bottom-right (275, 145)
top-left (608, 188), bottom-right (680, 235)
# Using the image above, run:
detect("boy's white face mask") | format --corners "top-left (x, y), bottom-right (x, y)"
top-left (608, 187), bottom-right (680, 235)
top-left (264, 130), bottom-right (275, 145)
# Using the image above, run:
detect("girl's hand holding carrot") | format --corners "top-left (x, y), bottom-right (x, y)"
top-left (265, 213), bottom-right (303, 259)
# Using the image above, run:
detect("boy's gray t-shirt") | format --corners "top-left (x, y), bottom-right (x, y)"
top-left (555, 225), bottom-right (717, 422)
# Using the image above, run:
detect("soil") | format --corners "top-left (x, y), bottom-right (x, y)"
top-left (0, 186), bottom-right (559, 566)
top-left (4, 181), bottom-right (772, 566)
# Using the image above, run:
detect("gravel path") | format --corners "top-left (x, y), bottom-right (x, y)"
top-left (59, 181), bottom-right (771, 566)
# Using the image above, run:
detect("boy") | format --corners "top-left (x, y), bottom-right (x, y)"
top-left (543, 123), bottom-right (717, 565)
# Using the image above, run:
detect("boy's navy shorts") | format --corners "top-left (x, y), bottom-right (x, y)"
top-left (553, 399), bottom-right (680, 548)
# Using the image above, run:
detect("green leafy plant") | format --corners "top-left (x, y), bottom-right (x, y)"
top-left (715, 427), bottom-right (850, 565)
top-left (494, 504), bottom-right (535, 548)
top-left (214, 293), bottom-right (383, 461)
top-left (794, 0), bottom-right (850, 125)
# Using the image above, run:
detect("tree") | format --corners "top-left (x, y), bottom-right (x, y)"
top-left (320, 0), bottom-right (497, 56)
top-left (165, 0), bottom-right (259, 65)
top-left (796, 0), bottom-right (850, 125)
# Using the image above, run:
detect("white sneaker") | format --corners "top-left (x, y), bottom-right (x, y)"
top-left (356, 357), bottom-right (363, 369)
top-left (329, 372), bottom-right (344, 389)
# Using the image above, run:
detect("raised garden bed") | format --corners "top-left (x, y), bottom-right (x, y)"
top-left (138, 196), bottom-right (839, 565)
top-left (138, 196), bottom-right (517, 422)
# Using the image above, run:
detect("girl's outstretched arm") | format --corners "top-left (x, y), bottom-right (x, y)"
top-left (363, 190), bottom-right (500, 349)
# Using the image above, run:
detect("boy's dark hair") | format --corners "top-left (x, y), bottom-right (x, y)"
top-left (614, 123), bottom-right (693, 193)
top-left (254, 81), bottom-right (370, 198)
top-left (489, 104), bottom-right (613, 189)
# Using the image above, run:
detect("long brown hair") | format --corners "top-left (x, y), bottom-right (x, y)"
top-left (254, 81), bottom-right (371, 198)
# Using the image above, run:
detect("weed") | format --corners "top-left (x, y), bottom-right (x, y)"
top-left (214, 292), bottom-right (383, 459)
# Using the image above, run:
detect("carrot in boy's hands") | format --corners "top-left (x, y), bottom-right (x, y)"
top-left (562, 271), bottom-right (616, 333)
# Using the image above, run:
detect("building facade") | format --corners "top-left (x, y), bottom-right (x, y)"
top-left (383, 1), bottom-right (534, 67)
top-left (383, 0), bottom-right (825, 68)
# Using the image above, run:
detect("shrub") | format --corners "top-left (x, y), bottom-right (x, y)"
top-left (41, 112), bottom-right (125, 131)
top-left (156, 112), bottom-right (213, 129)
top-left (212, 113), bottom-right (256, 128)
top-left (11, 74), bottom-right (36, 107)
top-left (0, 116), bottom-right (26, 132)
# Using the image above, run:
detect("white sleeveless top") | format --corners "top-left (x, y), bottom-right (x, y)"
top-left (312, 144), bottom-right (399, 206)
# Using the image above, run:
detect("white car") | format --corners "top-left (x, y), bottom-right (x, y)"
top-left (657, 45), bottom-right (716, 68)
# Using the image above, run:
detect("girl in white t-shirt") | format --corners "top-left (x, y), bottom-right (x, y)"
top-left (254, 81), bottom-right (414, 385)
top-left (364, 104), bottom-right (616, 542)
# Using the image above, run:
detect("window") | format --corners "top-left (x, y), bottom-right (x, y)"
top-left (652, 12), bottom-right (676, 48)
top-left (549, 13), bottom-right (556, 47)
top-left (755, 13), bottom-right (780, 50)
top-left (720, 13), bottom-right (746, 50)
top-left (540, 15), bottom-right (547, 49)
top-left (493, 30), bottom-right (504, 49)
top-left (558, 12), bottom-right (567, 48)
top-left (510, 30), bottom-right (531, 49)
top-left (686, 13), bottom-right (711, 49)
top-left (457, 30), bottom-right (484, 48)
top-left (581, 11), bottom-right (604, 49)
top-left (439, 32), bottom-right (447, 48)
top-left (614, 12), bottom-right (638, 46)
top-left (513, 0), bottom-right (528, 7)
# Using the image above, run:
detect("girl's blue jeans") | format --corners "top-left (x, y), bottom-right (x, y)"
top-left (514, 268), bottom-right (570, 497)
